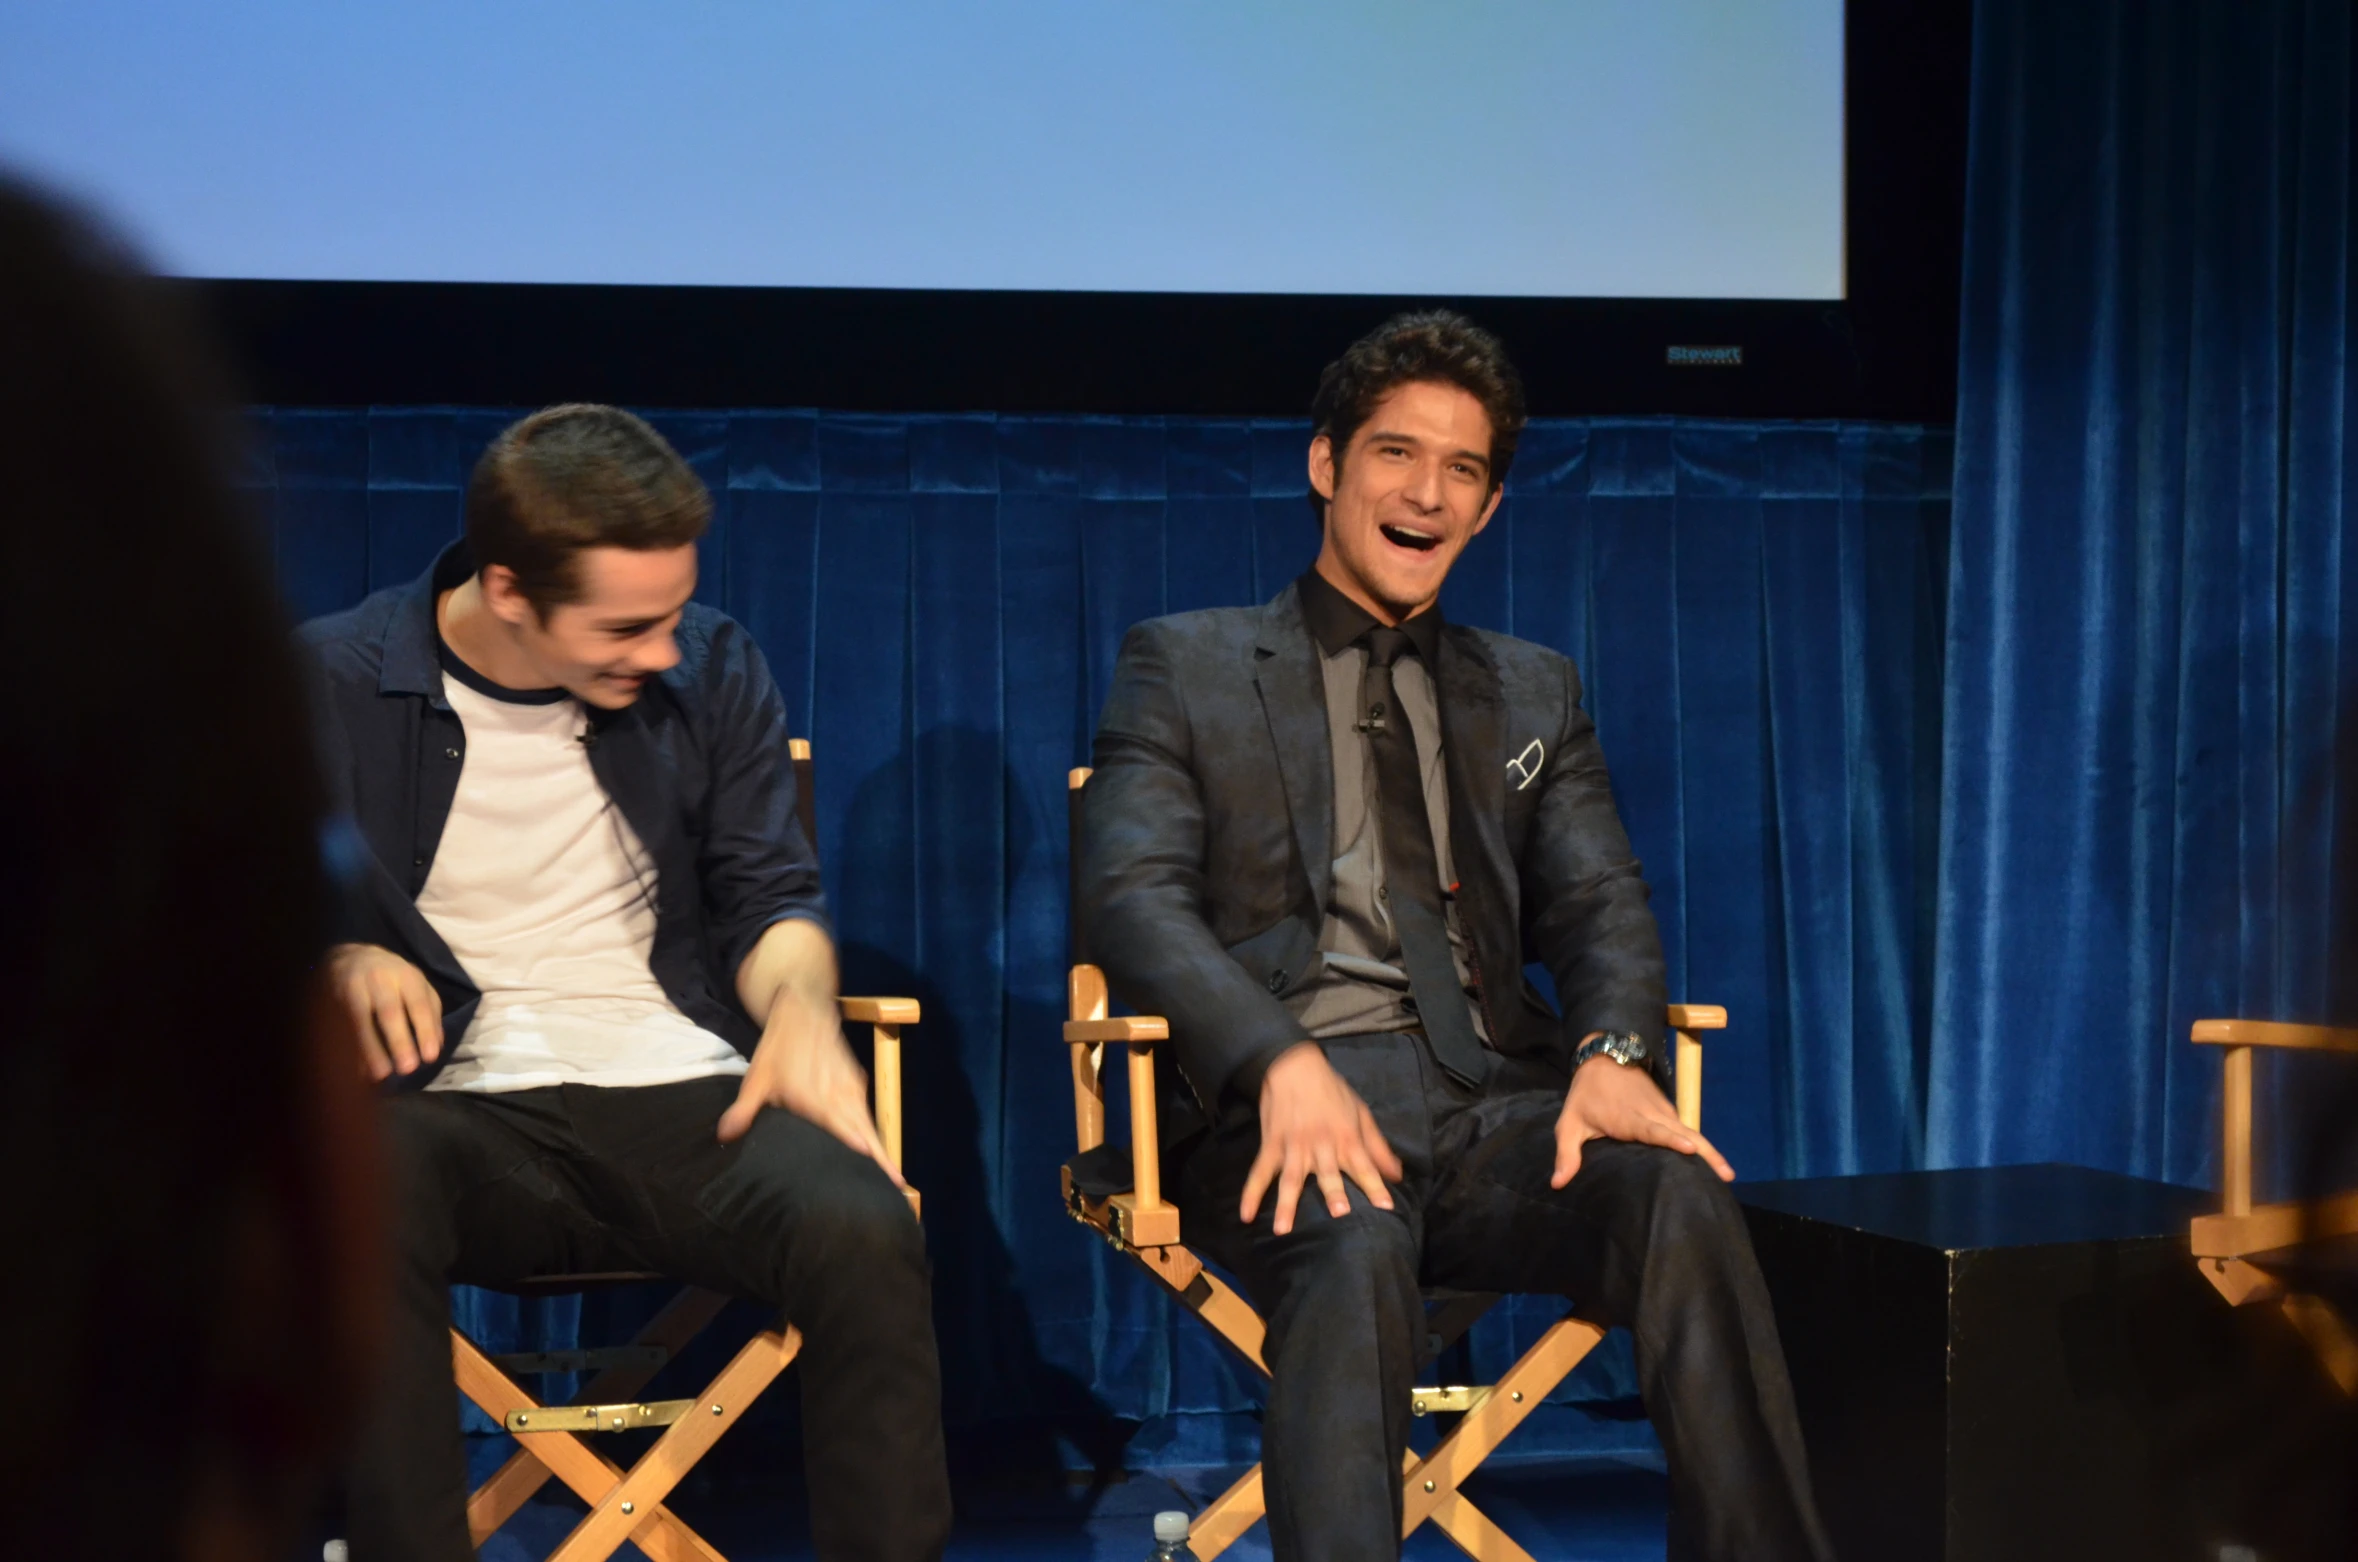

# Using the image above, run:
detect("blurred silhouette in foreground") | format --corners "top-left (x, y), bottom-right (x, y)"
top-left (0, 177), bottom-right (382, 1559)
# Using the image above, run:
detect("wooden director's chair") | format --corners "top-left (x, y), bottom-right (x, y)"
top-left (450, 738), bottom-right (921, 1562)
top-left (1057, 766), bottom-right (1724, 1560)
top-left (2189, 1017), bottom-right (2358, 1395)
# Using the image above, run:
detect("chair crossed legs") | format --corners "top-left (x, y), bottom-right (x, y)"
top-left (1057, 765), bottom-right (1722, 1560)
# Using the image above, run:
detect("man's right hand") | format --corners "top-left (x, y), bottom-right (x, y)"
top-left (1240, 1042), bottom-right (1404, 1236)
top-left (328, 942), bottom-right (444, 1081)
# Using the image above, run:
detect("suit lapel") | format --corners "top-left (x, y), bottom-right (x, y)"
top-left (1437, 623), bottom-right (1513, 934)
top-left (1252, 584), bottom-right (1335, 914)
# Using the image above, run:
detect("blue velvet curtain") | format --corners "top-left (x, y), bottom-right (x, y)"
top-left (1933, 0), bottom-right (2358, 1187)
top-left (246, 412), bottom-right (1949, 1458)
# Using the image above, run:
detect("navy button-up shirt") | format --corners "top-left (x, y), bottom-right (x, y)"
top-left (298, 541), bottom-right (828, 1084)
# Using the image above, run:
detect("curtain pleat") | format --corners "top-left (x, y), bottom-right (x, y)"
top-left (1936, 0), bottom-right (2358, 1187)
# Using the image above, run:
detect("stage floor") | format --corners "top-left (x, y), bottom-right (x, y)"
top-left (468, 1452), bottom-right (1672, 1561)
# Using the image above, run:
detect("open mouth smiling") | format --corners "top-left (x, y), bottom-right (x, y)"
top-left (1380, 523), bottom-right (1442, 553)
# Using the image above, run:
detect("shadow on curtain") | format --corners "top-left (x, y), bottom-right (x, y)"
top-left (1936, 0), bottom-right (2358, 1187)
top-left (247, 410), bottom-right (1948, 1462)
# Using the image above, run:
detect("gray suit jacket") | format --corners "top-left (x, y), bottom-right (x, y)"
top-left (1080, 581), bottom-right (1667, 1116)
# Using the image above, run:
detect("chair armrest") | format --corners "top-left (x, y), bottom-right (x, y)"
top-left (840, 997), bottom-right (921, 1026)
top-left (835, 998), bottom-right (918, 1191)
top-left (1664, 1003), bottom-right (1720, 1132)
top-left (2194, 1018), bottom-right (2358, 1226)
top-left (1064, 1016), bottom-right (1169, 1045)
top-left (2192, 1019), bottom-right (2358, 1053)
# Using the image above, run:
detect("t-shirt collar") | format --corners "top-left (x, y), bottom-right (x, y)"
top-left (435, 634), bottom-right (570, 705)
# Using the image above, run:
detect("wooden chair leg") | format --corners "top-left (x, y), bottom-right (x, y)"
top-left (461, 1287), bottom-right (732, 1541)
top-left (1184, 1312), bottom-right (1602, 1559)
top-left (1118, 1223), bottom-right (1601, 1558)
top-left (1184, 1449), bottom-right (1534, 1561)
top-left (1186, 1464), bottom-right (1268, 1559)
top-left (2281, 1294), bottom-right (2358, 1395)
top-left (1398, 1317), bottom-right (1607, 1536)
top-left (451, 1331), bottom-right (737, 1562)
top-left (1129, 1243), bottom-right (1271, 1376)
top-left (468, 1451), bottom-right (567, 1550)
top-left (1423, 1487), bottom-right (1538, 1562)
top-left (541, 1324), bottom-right (802, 1562)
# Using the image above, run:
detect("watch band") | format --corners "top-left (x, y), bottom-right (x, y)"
top-left (1574, 1030), bottom-right (1650, 1070)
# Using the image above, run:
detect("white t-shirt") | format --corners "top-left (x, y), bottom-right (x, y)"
top-left (418, 660), bottom-right (748, 1093)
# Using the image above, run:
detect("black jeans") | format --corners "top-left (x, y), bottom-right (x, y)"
top-left (348, 1077), bottom-right (950, 1562)
top-left (1179, 1032), bottom-right (1833, 1562)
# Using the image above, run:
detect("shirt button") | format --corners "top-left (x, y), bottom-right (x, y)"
top-left (412, 853), bottom-right (426, 867)
top-left (1267, 968), bottom-right (1287, 993)
top-left (445, 746), bottom-right (461, 760)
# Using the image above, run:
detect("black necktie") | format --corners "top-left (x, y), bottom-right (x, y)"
top-left (1362, 627), bottom-right (1489, 1085)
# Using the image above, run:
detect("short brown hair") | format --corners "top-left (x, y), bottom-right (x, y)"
top-left (465, 404), bottom-right (710, 612)
top-left (1310, 310), bottom-right (1528, 495)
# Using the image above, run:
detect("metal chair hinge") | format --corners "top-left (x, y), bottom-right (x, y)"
top-left (1409, 1385), bottom-right (1493, 1416)
top-left (506, 1399), bottom-right (696, 1434)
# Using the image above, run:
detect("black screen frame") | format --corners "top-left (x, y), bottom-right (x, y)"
top-left (187, 0), bottom-right (1970, 422)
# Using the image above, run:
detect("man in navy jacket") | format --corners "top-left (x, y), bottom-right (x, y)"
top-left (303, 405), bottom-right (947, 1562)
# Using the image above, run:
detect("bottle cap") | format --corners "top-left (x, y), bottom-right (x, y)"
top-left (1154, 1511), bottom-right (1192, 1544)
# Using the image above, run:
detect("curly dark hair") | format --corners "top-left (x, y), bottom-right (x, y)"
top-left (465, 403), bottom-right (710, 615)
top-left (1309, 310), bottom-right (1528, 496)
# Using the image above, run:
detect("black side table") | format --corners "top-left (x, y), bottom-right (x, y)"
top-left (1738, 1162), bottom-right (2357, 1562)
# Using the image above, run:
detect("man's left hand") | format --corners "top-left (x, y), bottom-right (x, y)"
top-left (1551, 1051), bottom-right (1734, 1188)
top-left (717, 988), bottom-right (903, 1183)
top-left (723, 918), bottom-right (903, 1185)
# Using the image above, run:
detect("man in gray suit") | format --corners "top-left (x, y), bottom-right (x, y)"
top-left (1079, 313), bottom-right (1831, 1562)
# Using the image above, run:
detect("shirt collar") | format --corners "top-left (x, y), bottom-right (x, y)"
top-left (1295, 568), bottom-right (1444, 664)
top-left (378, 538), bottom-right (480, 703)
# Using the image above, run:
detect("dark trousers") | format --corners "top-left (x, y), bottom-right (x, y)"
top-left (348, 1077), bottom-right (951, 1562)
top-left (1179, 1032), bottom-right (1833, 1562)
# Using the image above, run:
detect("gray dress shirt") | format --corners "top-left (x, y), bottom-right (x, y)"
top-left (1288, 572), bottom-right (1490, 1044)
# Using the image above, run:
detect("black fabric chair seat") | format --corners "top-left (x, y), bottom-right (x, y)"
top-left (1065, 1143), bottom-right (1137, 1201)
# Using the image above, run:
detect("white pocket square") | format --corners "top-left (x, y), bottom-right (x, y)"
top-left (1507, 738), bottom-right (1544, 791)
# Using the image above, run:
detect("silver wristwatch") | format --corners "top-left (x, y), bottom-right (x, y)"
top-left (1574, 1030), bottom-right (1650, 1070)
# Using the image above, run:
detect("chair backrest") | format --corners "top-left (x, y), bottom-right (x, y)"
top-left (1067, 766), bottom-right (1092, 967)
top-left (790, 737), bottom-right (820, 869)
top-left (1060, 764), bottom-right (1181, 1243)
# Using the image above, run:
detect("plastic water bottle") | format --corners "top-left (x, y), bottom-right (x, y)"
top-left (1148, 1509), bottom-right (1197, 1559)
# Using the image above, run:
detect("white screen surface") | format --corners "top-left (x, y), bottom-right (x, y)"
top-left (0, 1), bottom-right (1844, 299)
